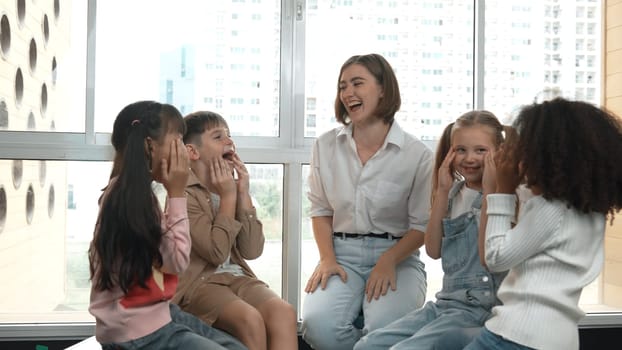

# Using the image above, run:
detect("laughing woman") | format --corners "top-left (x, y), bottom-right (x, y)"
top-left (301, 53), bottom-right (434, 350)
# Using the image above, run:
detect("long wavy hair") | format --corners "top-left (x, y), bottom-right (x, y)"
top-left (88, 101), bottom-right (185, 293)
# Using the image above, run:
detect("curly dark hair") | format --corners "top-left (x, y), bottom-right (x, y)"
top-left (513, 97), bottom-right (622, 221)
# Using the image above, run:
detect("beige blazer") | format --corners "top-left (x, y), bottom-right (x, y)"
top-left (172, 170), bottom-right (264, 306)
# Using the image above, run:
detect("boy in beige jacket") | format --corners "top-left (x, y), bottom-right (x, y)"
top-left (173, 111), bottom-right (298, 350)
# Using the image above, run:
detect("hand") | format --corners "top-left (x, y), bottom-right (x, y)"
top-left (437, 148), bottom-right (456, 193)
top-left (482, 149), bottom-right (497, 195)
top-left (207, 157), bottom-right (237, 198)
top-left (365, 254), bottom-right (397, 302)
top-left (161, 138), bottom-right (189, 198)
top-left (494, 143), bottom-right (521, 194)
top-left (229, 153), bottom-right (250, 195)
top-left (304, 259), bottom-right (347, 293)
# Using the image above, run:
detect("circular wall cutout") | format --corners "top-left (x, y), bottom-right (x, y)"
top-left (39, 160), bottom-right (46, 187)
top-left (29, 38), bottom-right (37, 72)
top-left (42, 14), bottom-right (49, 45)
top-left (0, 186), bottom-right (6, 234)
top-left (0, 14), bottom-right (10, 57)
top-left (0, 100), bottom-right (8, 128)
top-left (51, 57), bottom-right (57, 85)
top-left (17, 0), bottom-right (26, 26)
top-left (27, 111), bottom-right (35, 129)
top-left (40, 83), bottom-right (47, 116)
top-left (15, 67), bottom-right (23, 106)
top-left (53, 0), bottom-right (60, 21)
top-left (48, 184), bottom-right (55, 218)
top-left (26, 183), bottom-right (34, 225)
top-left (12, 159), bottom-right (22, 189)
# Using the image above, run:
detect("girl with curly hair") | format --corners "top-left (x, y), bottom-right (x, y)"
top-left (465, 97), bottom-right (622, 350)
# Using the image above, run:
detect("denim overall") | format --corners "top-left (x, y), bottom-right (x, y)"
top-left (354, 181), bottom-right (505, 350)
top-left (436, 181), bottom-right (503, 312)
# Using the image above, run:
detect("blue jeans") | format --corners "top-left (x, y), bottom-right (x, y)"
top-left (354, 301), bottom-right (487, 350)
top-left (101, 303), bottom-right (247, 350)
top-left (355, 183), bottom-right (501, 350)
top-left (302, 236), bottom-right (426, 350)
top-left (463, 327), bottom-right (535, 350)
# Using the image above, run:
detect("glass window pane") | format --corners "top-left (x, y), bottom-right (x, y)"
top-left (94, 0), bottom-right (281, 136)
top-left (245, 164), bottom-right (284, 296)
top-left (304, 2), bottom-right (474, 141)
top-left (0, 1), bottom-right (87, 132)
top-left (484, 1), bottom-right (602, 121)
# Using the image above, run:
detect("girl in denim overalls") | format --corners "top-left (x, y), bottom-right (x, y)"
top-left (355, 111), bottom-right (509, 350)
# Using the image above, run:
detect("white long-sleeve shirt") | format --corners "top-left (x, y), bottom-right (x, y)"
top-left (484, 194), bottom-right (605, 350)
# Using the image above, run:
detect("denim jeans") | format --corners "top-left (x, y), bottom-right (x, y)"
top-left (101, 303), bottom-right (247, 350)
top-left (463, 327), bottom-right (535, 350)
top-left (301, 236), bottom-right (426, 350)
top-left (354, 301), bottom-right (487, 350)
top-left (354, 182), bottom-right (503, 350)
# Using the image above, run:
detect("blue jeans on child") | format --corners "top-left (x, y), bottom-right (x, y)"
top-left (354, 182), bottom-right (504, 350)
top-left (301, 235), bottom-right (427, 350)
top-left (100, 303), bottom-right (247, 350)
top-left (463, 327), bottom-right (535, 350)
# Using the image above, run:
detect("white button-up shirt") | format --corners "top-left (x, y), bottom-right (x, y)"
top-left (307, 121), bottom-right (433, 237)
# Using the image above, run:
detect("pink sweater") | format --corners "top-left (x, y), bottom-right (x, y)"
top-left (89, 197), bottom-right (190, 343)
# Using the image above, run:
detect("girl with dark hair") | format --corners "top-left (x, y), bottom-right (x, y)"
top-left (301, 54), bottom-right (433, 349)
top-left (465, 97), bottom-right (622, 350)
top-left (88, 101), bottom-right (246, 350)
top-left (356, 111), bottom-right (509, 350)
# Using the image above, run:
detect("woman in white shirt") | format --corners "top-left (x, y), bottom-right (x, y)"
top-left (300, 53), bottom-right (434, 350)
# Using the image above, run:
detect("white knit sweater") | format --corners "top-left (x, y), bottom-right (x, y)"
top-left (484, 194), bottom-right (605, 350)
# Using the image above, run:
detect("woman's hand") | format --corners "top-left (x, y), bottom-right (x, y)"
top-left (162, 138), bottom-right (189, 198)
top-left (305, 259), bottom-right (347, 293)
top-left (365, 253), bottom-right (397, 302)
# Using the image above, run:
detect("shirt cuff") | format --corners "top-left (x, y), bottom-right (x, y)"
top-left (486, 194), bottom-right (516, 217)
top-left (239, 207), bottom-right (258, 221)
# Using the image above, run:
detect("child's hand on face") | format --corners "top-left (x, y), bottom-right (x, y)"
top-left (161, 138), bottom-right (189, 198)
top-left (482, 149), bottom-right (497, 195)
top-left (493, 145), bottom-right (521, 194)
top-left (229, 153), bottom-right (250, 195)
top-left (207, 156), bottom-right (237, 198)
top-left (438, 148), bottom-right (456, 193)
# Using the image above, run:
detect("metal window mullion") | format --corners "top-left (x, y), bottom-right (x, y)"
top-left (85, 0), bottom-right (97, 147)
top-left (282, 162), bottom-right (303, 318)
top-left (279, 0), bottom-right (306, 318)
top-left (474, 0), bottom-right (485, 110)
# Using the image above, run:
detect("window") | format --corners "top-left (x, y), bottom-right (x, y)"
top-left (93, 0), bottom-right (280, 137)
top-left (0, 0), bottom-right (619, 341)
